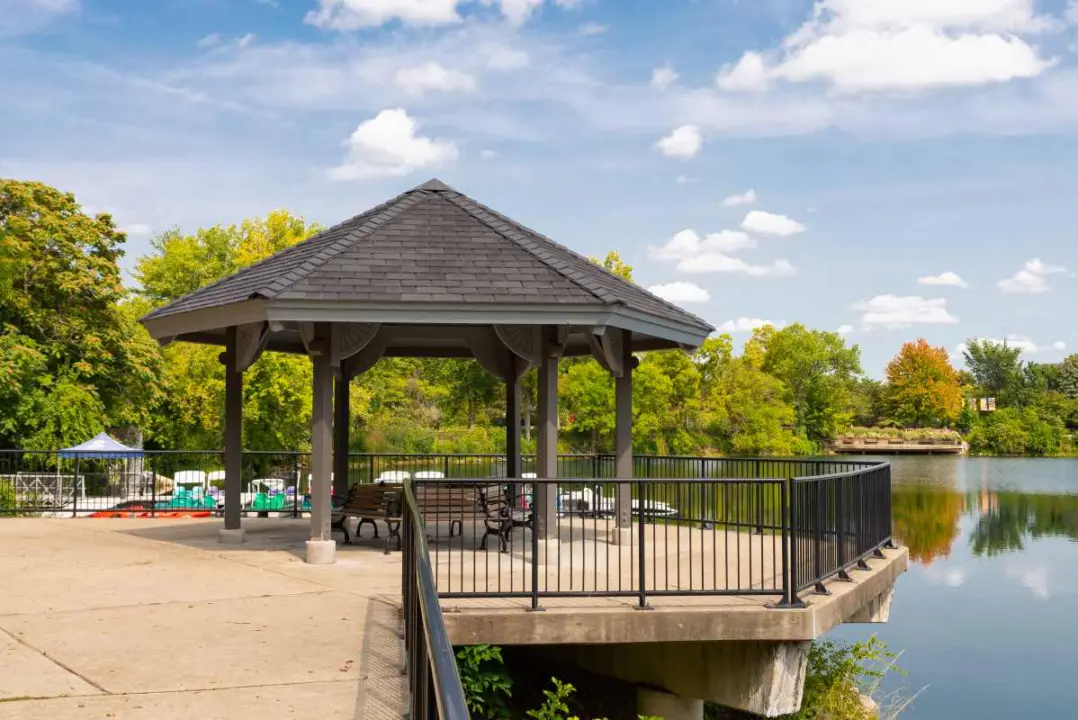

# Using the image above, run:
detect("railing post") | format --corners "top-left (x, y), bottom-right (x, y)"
top-left (529, 480), bottom-right (542, 612)
top-left (813, 479), bottom-right (830, 595)
top-left (369, 455), bottom-right (375, 484)
top-left (151, 458), bottom-right (156, 519)
top-left (443, 455), bottom-right (450, 478)
top-left (755, 482), bottom-right (764, 534)
top-left (836, 475), bottom-right (850, 581)
top-left (292, 453), bottom-right (300, 518)
top-left (72, 455), bottom-right (79, 518)
top-left (781, 480), bottom-right (792, 606)
top-left (635, 479), bottom-right (650, 610)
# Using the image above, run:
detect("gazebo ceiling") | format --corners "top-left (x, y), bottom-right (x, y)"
top-left (140, 179), bottom-right (714, 357)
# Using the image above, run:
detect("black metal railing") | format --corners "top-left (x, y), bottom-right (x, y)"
top-left (409, 459), bottom-right (891, 609)
top-left (401, 478), bottom-right (472, 720)
top-left (0, 450), bottom-right (882, 517)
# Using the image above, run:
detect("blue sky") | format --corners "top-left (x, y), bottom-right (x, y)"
top-left (4, 0), bottom-right (1078, 376)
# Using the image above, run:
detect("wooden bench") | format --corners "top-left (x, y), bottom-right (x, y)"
top-left (414, 483), bottom-right (514, 552)
top-left (331, 484), bottom-right (402, 553)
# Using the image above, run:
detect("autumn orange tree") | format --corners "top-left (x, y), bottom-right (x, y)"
top-left (884, 339), bottom-right (963, 428)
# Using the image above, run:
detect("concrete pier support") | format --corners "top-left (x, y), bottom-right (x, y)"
top-left (637, 688), bottom-right (703, 720)
top-left (564, 640), bottom-right (811, 718)
top-left (848, 585), bottom-right (894, 624)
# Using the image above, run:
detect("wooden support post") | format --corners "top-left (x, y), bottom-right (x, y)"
top-left (221, 326), bottom-right (244, 543)
top-left (535, 340), bottom-right (559, 540)
top-left (307, 323), bottom-right (335, 564)
top-left (615, 328), bottom-right (633, 542)
top-left (333, 372), bottom-right (350, 499)
top-left (507, 368), bottom-right (522, 480)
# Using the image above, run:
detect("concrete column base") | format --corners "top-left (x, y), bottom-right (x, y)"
top-left (609, 527), bottom-right (632, 546)
top-left (305, 539), bottom-right (337, 565)
top-left (637, 688), bottom-right (703, 720)
top-left (217, 528), bottom-right (246, 544)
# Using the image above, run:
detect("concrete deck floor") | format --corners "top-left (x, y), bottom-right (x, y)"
top-left (0, 518), bottom-right (405, 720)
top-left (0, 517), bottom-right (907, 718)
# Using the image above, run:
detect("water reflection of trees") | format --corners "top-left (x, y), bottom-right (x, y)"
top-left (892, 488), bottom-right (964, 565)
top-left (969, 493), bottom-right (1078, 557)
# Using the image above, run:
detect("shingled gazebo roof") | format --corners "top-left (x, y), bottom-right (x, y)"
top-left (140, 179), bottom-right (713, 356)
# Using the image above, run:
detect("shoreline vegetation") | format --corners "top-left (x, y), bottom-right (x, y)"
top-left (3, 179), bottom-right (1077, 460)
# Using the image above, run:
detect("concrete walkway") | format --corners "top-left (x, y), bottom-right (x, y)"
top-left (0, 519), bottom-right (405, 720)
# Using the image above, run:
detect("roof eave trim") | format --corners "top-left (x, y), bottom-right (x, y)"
top-left (139, 300), bottom-right (269, 340)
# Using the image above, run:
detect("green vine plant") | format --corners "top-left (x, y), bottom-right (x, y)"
top-left (455, 645), bottom-right (514, 719)
top-left (526, 677), bottom-right (662, 720)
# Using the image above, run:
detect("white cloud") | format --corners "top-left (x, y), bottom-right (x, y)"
top-left (578, 22), bottom-right (607, 36)
top-left (837, 324), bottom-right (854, 335)
top-left (716, 51), bottom-right (769, 92)
top-left (741, 210), bottom-right (806, 236)
top-left (685, 255), bottom-right (797, 277)
top-left (716, 0), bottom-right (1057, 94)
top-left (1069, 1), bottom-right (1078, 24)
top-left (120, 223), bottom-right (152, 238)
top-left (998, 258), bottom-right (1067, 294)
top-left (718, 317), bottom-right (779, 333)
top-left (236, 33), bottom-right (257, 49)
top-left (647, 281), bottom-right (711, 303)
top-left (721, 189), bottom-right (757, 207)
top-left (675, 175), bottom-right (696, 185)
top-left (305, 0), bottom-right (463, 30)
top-left (918, 271), bottom-right (970, 289)
top-left (656, 124), bottom-right (702, 159)
top-left (488, 0), bottom-right (543, 26)
top-left (484, 44), bottom-right (530, 70)
top-left (393, 61), bottom-right (476, 95)
top-left (851, 295), bottom-right (959, 327)
top-left (480, 149), bottom-right (498, 159)
top-left (959, 335), bottom-right (1066, 355)
top-left (198, 34), bottom-right (221, 49)
top-left (2, 0), bottom-right (79, 35)
top-left (328, 108), bottom-right (458, 180)
top-left (650, 229), bottom-right (756, 261)
top-left (651, 63), bottom-right (679, 89)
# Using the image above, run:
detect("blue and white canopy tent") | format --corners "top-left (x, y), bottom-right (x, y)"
top-left (59, 433), bottom-right (146, 510)
top-left (59, 432), bottom-right (143, 459)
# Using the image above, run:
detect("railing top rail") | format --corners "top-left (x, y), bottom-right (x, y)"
top-left (410, 476), bottom-right (788, 484)
top-left (791, 460), bottom-right (891, 482)
top-left (402, 480), bottom-right (471, 720)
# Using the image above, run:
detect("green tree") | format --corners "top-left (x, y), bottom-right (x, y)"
top-left (0, 180), bottom-right (161, 448)
top-left (884, 339), bottom-right (963, 427)
top-left (592, 250), bottom-right (633, 281)
top-left (1057, 354), bottom-right (1078, 398)
top-left (962, 339), bottom-right (1024, 406)
top-left (748, 324), bottom-right (862, 443)
top-left (847, 378), bottom-right (886, 427)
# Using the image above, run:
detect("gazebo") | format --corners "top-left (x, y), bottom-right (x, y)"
top-left (139, 179), bottom-right (713, 564)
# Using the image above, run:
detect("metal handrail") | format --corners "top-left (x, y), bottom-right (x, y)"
top-left (402, 479), bottom-right (471, 720)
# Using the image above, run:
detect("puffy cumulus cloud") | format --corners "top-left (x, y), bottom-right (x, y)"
top-left (715, 0), bottom-right (1057, 94)
top-left (688, 256), bottom-right (797, 277)
top-left (651, 63), bottom-right (679, 89)
top-left (578, 22), bottom-right (607, 36)
top-left (329, 108), bottom-right (458, 180)
top-left (918, 271), bottom-right (969, 289)
top-left (741, 210), bottom-right (806, 237)
top-left (647, 281), bottom-right (711, 303)
top-left (1069, 0), bottom-right (1078, 24)
top-left (851, 295), bottom-right (959, 327)
top-left (305, 0), bottom-right (464, 29)
top-left (717, 317), bottom-right (780, 333)
top-left (721, 189), bottom-right (757, 207)
top-left (393, 61), bottom-right (476, 95)
top-left (650, 229), bottom-right (756, 261)
top-left (958, 335), bottom-right (1066, 355)
top-left (998, 258), bottom-right (1067, 294)
top-left (837, 324), bottom-right (854, 335)
top-left (485, 0), bottom-right (543, 26)
top-left (2, 0), bottom-right (79, 35)
top-left (716, 51), bottom-right (769, 92)
top-left (656, 124), bottom-right (702, 158)
top-left (650, 228), bottom-right (795, 277)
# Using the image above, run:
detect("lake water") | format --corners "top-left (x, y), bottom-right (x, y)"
top-left (830, 456), bottom-right (1078, 718)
